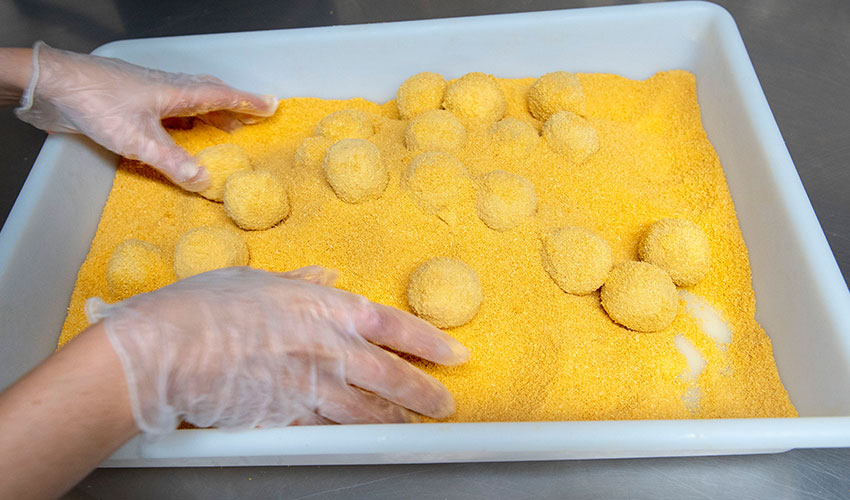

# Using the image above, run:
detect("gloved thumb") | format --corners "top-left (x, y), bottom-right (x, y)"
top-left (133, 119), bottom-right (211, 192)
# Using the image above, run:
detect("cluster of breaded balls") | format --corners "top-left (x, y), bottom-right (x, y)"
top-left (540, 219), bottom-right (711, 332)
top-left (105, 70), bottom-right (710, 336)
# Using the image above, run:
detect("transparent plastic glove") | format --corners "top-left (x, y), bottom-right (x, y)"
top-left (84, 266), bottom-right (469, 435)
top-left (15, 41), bottom-right (278, 192)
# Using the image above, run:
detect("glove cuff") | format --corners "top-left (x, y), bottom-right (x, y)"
top-left (13, 40), bottom-right (45, 121)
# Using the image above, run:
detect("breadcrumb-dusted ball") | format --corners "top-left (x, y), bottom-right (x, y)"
top-left (403, 152), bottom-right (473, 218)
top-left (223, 170), bottom-right (290, 231)
top-left (196, 143), bottom-right (252, 201)
top-left (106, 239), bottom-right (174, 300)
top-left (542, 110), bottom-right (599, 164)
top-left (407, 257), bottom-right (482, 328)
top-left (442, 72), bottom-right (507, 125)
top-left (489, 118), bottom-right (538, 162)
top-left (527, 71), bottom-right (586, 121)
top-left (314, 109), bottom-right (374, 141)
top-left (639, 218), bottom-right (711, 287)
top-left (294, 136), bottom-right (335, 169)
top-left (601, 261), bottom-right (678, 332)
top-left (542, 227), bottom-right (613, 295)
top-left (173, 227), bottom-right (249, 280)
top-left (476, 170), bottom-right (537, 231)
top-left (405, 109), bottom-right (467, 153)
top-left (322, 138), bottom-right (388, 203)
top-left (397, 72), bottom-right (447, 120)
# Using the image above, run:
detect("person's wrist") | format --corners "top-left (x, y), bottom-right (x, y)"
top-left (0, 48), bottom-right (34, 106)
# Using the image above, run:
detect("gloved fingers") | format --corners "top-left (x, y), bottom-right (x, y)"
top-left (291, 413), bottom-right (335, 426)
top-left (275, 266), bottom-right (339, 287)
top-left (344, 342), bottom-right (455, 419)
top-left (357, 303), bottom-right (470, 366)
top-left (131, 118), bottom-right (211, 192)
top-left (314, 379), bottom-right (419, 424)
top-left (167, 84), bottom-right (278, 118)
top-left (196, 111), bottom-right (243, 133)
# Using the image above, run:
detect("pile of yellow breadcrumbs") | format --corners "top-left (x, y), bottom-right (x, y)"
top-left (58, 70), bottom-right (796, 421)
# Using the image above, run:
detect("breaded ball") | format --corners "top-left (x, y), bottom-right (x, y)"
top-left (294, 136), bottom-right (335, 169)
top-left (489, 118), bottom-right (538, 162)
top-left (106, 239), bottom-right (174, 300)
top-left (402, 152), bottom-right (472, 215)
top-left (223, 170), bottom-right (290, 231)
top-left (527, 71), bottom-right (586, 121)
top-left (542, 110), bottom-right (599, 164)
top-left (639, 218), bottom-right (711, 287)
top-left (173, 227), bottom-right (249, 280)
top-left (442, 72), bottom-right (507, 125)
top-left (476, 170), bottom-right (537, 231)
top-left (314, 109), bottom-right (374, 141)
top-left (322, 138), bottom-right (388, 203)
top-left (542, 227), bottom-right (613, 295)
top-left (407, 257), bottom-right (482, 328)
top-left (600, 261), bottom-right (678, 332)
top-left (397, 72), bottom-right (447, 120)
top-left (405, 109), bottom-right (467, 153)
top-left (196, 143), bottom-right (252, 201)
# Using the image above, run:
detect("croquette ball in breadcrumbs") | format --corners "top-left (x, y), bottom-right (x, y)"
top-left (173, 227), bottom-right (249, 280)
top-left (489, 118), bottom-right (538, 162)
top-left (407, 257), bottom-right (482, 328)
top-left (542, 110), bottom-right (599, 164)
top-left (402, 151), bottom-right (473, 216)
top-left (527, 71), bottom-right (586, 121)
top-left (542, 227), bottom-right (613, 295)
top-left (223, 170), bottom-right (290, 231)
top-left (322, 138), bottom-right (388, 203)
top-left (601, 261), bottom-right (678, 332)
top-left (196, 143), bottom-right (252, 202)
top-left (397, 72), bottom-right (447, 120)
top-left (315, 109), bottom-right (374, 141)
top-left (442, 72), bottom-right (506, 125)
top-left (476, 170), bottom-right (537, 231)
top-left (639, 218), bottom-right (711, 287)
top-left (405, 109), bottom-right (467, 153)
top-left (106, 239), bottom-right (174, 300)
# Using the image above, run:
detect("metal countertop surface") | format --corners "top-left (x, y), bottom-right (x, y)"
top-left (1, 0), bottom-right (849, 498)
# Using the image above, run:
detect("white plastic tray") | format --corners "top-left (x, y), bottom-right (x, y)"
top-left (2, 1), bottom-right (850, 466)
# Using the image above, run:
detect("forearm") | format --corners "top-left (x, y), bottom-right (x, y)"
top-left (0, 48), bottom-right (33, 106)
top-left (0, 322), bottom-right (138, 500)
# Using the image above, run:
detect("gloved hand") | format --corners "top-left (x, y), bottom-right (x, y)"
top-left (85, 266), bottom-right (469, 435)
top-left (15, 41), bottom-right (278, 192)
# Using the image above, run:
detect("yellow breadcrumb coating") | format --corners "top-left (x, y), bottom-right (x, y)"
top-left (397, 72), bottom-right (447, 120)
top-left (60, 71), bottom-right (797, 422)
top-left (601, 261), bottom-right (678, 332)
top-left (314, 109), bottom-right (374, 141)
top-left (173, 226), bottom-right (249, 280)
top-left (405, 109), bottom-right (467, 152)
top-left (542, 227), bottom-right (613, 295)
top-left (476, 170), bottom-right (537, 231)
top-left (322, 138), bottom-right (388, 203)
top-left (528, 71), bottom-right (586, 121)
top-left (294, 136), bottom-right (335, 170)
top-left (223, 170), bottom-right (290, 231)
top-left (407, 257), bottom-right (482, 328)
top-left (639, 218), bottom-right (712, 287)
top-left (543, 110), bottom-right (599, 163)
top-left (402, 151), bottom-right (474, 219)
top-left (106, 239), bottom-right (174, 301)
top-left (196, 143), bottom-right (252, 201)
top-left (442, 72), bottom-right (507, 125)
top-left (489, 118), bottom-right (538, 163)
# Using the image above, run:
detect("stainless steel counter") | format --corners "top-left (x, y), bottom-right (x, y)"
top-left (1, 0), bottom-right (848, 498)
